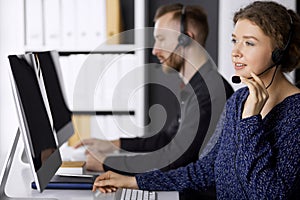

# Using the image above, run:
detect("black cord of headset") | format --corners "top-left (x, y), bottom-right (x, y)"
top-left (161, 43), bottom-right (180, 64)
top-left (265, 65), bottom-right (279, 89)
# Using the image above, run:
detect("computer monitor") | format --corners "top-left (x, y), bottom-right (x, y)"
top-left (7, 53), bottom-right (62, 192)
top-left (32, 51), bottom-right (74, 147)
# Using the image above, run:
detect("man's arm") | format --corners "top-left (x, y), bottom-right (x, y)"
top-left (102, 94), bottom-right (210, 175)
top-left (120, 118), bottom-right (180, 152)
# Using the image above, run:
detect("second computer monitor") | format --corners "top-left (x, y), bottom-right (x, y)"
top-left (33, 51), bottom-right (74, 147)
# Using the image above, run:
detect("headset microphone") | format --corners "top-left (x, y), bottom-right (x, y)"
top-left (231, 76), bottom-right (241, 84)
top-left (231, 63), bottom-right (277, 84)
top-left (161, 44), bottom-right (180, 64)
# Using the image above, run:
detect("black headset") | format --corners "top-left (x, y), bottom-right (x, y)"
top-left (177, 6), bottom-right (191, 47)
top-left (271, 12), bottom-right (294, 64)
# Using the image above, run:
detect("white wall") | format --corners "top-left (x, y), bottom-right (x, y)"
top-left (218, 0), bottom-right (296, 91)
top-left (0, 0), bottom-right (24, 159)
top-left (0, 0), bottom-right (297, 160)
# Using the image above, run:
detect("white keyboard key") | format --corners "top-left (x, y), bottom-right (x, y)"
top-left (120, 189), bottom-right (126, 200)
top-left (143, 191), bottom-right (149, 200)
top-left (118, 188), bottom-right (156, 200)
top-left (131, 189), bottom-right (138, 200)
top-left (125, 188), bottom-right (132, 200)
top-left (137, 190), bottom-right (143, 200)
top-left (149, 191), bottom-right (156, 200)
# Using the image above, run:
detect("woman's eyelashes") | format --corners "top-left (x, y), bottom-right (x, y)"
top-left (231, 38), bottom-right (237, 44)
top-left (231, 38), bottom-right (255, 47)
top-left (245, 41), bottom-right (255, 46)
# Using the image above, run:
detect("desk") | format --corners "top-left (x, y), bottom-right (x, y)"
top-left (3, 139), bottom-right (179, 200)
top-left (4, 140), bottom-right (95, 199)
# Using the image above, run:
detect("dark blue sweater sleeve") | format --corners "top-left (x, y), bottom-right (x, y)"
top-left (135, 136), bottom-right (220, 192)
top-left (135, 107), bottom-right (227, 192)
top-left (236, 113), bottom-right (300, 199)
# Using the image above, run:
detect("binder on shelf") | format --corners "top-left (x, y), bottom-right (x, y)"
top-left (44, 0), bottom-right (61, 48)
top-left (58, 56), bottom-right (72, 106)
top-left (76, 0), bottom-right (93, 48)
top-left (106, 0), bottom-right (123, 44)
top-left (90, 115), bottom-right (121, 140)
top-left (59, 54), bottom-right (87, 109)
top-left (61, 0), bottom-right (77, 48)
top-left (103, 54), bottom-right (120, 108)
top-left (75, 0), bottom-right (107, 48)
top-left (90, 0), bottom-right (107, 47)
top-left (68, 114), bottom-right (91, 147)
top-left (24, 0), bottom-right (43, 47)
top-left (93, 54), bottom-right (118, 109)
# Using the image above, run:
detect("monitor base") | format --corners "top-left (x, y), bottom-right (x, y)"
top-left (0, 128), bottom-right (58, 200)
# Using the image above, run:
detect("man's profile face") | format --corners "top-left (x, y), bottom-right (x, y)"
top-left (152, 12), bottom-right (184, 73)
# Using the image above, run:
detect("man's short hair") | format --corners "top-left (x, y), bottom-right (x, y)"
top-left (154, 3), bottom-right (209, 47)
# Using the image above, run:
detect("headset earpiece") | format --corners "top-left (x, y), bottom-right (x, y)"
top-left (271, 12), bottom-right (294, 64)
top-left (177, 6), bottom-right (191, 47)
top-left (271, 48), bottom-right (284, 64)
top-left (178, 33), bottom-right (190, 47)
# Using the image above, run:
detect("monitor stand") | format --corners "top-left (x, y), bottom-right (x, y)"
top-left (21, 147), bottom-right (28, 164)
top-left (0, 128), bottom-right (57, 200)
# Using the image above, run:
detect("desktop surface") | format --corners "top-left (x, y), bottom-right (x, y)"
top-left (5, 142), bottom-right (179, 200)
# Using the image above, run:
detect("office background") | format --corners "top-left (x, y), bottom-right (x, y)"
top-left (0, 0), bottom-right (298, 167)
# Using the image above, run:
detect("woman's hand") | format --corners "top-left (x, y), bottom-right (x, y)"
top-left (241, 72), bottom-right (269, 119)
top-left (92, 171), bottom-right (138, 193)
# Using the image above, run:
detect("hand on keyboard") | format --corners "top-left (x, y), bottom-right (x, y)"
top-left (93, 171), bottom-right (138, 193)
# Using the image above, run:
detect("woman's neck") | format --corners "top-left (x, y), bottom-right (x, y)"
top-left (260, 71), bottom-right (300, 118)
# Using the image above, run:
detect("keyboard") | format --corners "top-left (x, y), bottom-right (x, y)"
top-left (116, 188), bottom-right (157, 200)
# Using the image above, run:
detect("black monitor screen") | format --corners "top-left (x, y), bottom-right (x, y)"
top-left (36, 52), bottom-right (72, 131)
top-left (34, 51), bottom-right (74, 146)
top-left (8, 54), bottom-right (57, 171)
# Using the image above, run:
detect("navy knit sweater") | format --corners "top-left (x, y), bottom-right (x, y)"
top-left (136, 87), bottom-right (300, 199)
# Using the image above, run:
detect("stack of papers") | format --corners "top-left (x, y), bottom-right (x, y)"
top-left (56, 161), bottom-right (86, 175)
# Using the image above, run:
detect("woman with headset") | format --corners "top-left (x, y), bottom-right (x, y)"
top-left (92, 1), bottom-right (300, 199)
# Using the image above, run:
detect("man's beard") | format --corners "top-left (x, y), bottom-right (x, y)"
top-left (162, 51), bottom-right (185, 74)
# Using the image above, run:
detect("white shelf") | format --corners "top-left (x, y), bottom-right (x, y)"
top-left (24, 44), bottom-right (138, 54)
